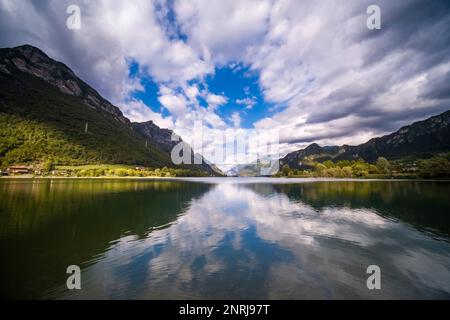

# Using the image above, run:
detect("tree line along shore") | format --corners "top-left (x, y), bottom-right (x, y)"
top-left (275, 154), bottom-right (450, 179)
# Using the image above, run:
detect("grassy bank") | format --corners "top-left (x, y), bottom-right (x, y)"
top-left (1, 164), bottom-right (211, 178)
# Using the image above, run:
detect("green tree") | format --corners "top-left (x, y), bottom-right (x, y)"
top-left (342, 166), bottom-right (353, 177)
top-left (352, 163), bottom-right (368, 177)
top-left (323, 160), bottom-right (334, 168)
top-left (41, 160), bottom-right (54, 172)
top-left (282, 164), bottom-right (291, 176)
top-left (326, 167), bottom-right (342, 177)
top-left (418, 155), bottom-right (450, 178)
top-left (315, 163), bottom-right (327, 176)
top-left (368, 164), bottom-right (378, 174)
top-left (336, 160), bottom-right (351, 168)
top-left (376, 157), bottom-right (391, 174)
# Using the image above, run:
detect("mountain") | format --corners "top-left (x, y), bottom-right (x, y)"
top-left (279, 110), bottom-right (450, 170)
top-left (0, 44), bottom-right (220, 174)
top-left (226, 158), bottom-right (280, 177)
top-left (1, 45), bottom-right (129, 124)
top-left (132, 120), bottom-right (223, 175)
top-left (132, 120), bottom-right (178, 153)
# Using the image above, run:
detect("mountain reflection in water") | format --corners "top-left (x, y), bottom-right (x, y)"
top-left (0, 178), bottom-right (449, 299)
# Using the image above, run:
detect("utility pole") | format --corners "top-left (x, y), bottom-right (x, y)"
top-left (84, 122), bottom-right (88, 133)
top-left (145, 140), bottom-right (148, 148)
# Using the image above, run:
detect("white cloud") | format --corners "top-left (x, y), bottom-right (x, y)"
top-left (52, 183), bottom-right (450, 299)
top-left (230, 112), bottom-right (241, 128)
top-left (175, 0), bottom-right (271, 64)
top-left (119, 99), bottom-right (174, 129)
top-left (184, 84), bottom-right (200, 101)
top-left (158, 88), bottom-right (189, 116)
top-left (236, 97), bottom-right (257, 110)
top-left (206, 93), bottom-right (228, 109)
top-left (1, 0), bottom-right (450, 169)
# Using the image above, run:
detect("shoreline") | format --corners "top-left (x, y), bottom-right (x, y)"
top-left (0, 175), bottom-right (176, 179)
top-left (1, 175), bottom-right (450, 183)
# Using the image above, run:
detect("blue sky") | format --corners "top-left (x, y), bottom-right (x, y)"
top-left (128, 58), bottom-right (278, 129)
top-left (205, 65), bottom-right (279, 129)
top-left (127, 60), bottom-right (168, 117)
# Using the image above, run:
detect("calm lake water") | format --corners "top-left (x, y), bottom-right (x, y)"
top-left (1, 178), bottom-right (450, 299)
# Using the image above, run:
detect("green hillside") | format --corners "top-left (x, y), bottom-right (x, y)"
top-left (0, 70), bottom-right (172, 169)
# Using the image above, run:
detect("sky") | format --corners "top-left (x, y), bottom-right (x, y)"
top-left (1, 0), bottom-right (450, 171)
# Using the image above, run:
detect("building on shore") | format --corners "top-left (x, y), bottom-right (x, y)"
top-left (6, 166), bottom-right (32, 175)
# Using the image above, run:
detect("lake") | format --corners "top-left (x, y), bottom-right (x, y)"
top-left (0, 178), bottom-right (450, 299)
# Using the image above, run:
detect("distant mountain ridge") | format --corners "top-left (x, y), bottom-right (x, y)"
top-left (132, 120), bottom-right (177, 153)
top-left (279, 110), bottom-right (450, 170)
top-left (0, 44), bottom-right (221, 175)
top-left (132, 120), bottom-right (223, 175)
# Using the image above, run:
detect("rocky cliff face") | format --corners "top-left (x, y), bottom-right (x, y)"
top-left (0, 45), bottom-right (129, 125)
top-left (279, 110), bottom-right (450, 169)
top-left (132, 121), bottom-right (223, 175)
top-left (132, 121), bottom-right (178, 153)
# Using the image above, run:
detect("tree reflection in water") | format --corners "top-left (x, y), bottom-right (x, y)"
top-left (0, 179), bottom-right (449, 299)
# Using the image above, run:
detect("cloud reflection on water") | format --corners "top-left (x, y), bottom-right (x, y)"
top-left (56, 182), bottom-right (450, 299)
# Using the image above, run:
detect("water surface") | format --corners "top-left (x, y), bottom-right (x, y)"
top-left (0, 178), bottom-right (449, 299)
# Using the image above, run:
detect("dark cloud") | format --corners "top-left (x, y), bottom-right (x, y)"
top-left (420, 71), bottom-right (450, 100)
top-left (284, 101), bottom-right (449, 146)
top-left (292, 0), bottom-right (450, 145)
top-left (304, 87), bottom-right (372, 125)
top-left (280, 128), bottom-right (355, 145)
top-left (351, 103), bottom-right (450, 135)
top-left (357, 0), bottom-right (450, 69)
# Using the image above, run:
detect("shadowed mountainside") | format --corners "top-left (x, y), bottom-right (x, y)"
top-left (0, 45), bottom-right (221, 174)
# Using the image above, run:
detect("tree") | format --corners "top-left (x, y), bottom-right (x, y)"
top-left (327, 167), bottom-right (342, 177)
top-left (315, 163), bottom-right (327, 176)
top-left (323, 160), bottom-right (334, 168)
top-left (352, 163), bottom-right (369, 177)
top-left (376, 157), bottom-right (391, 174)
top-left (418, 155), bottom-right (450, 178)
top-left (41, 160), bottom-right (54, 172)
top-left (282, 164), bottom-right (291, 176)
top-left (337, 160), bottom-right (351, 168)
top-left (342, 166), bottom-right (353, 177)
top-left (368, 164), bottom-right (378, 174)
